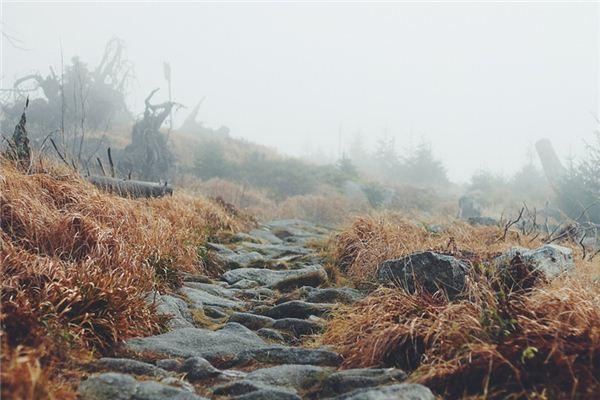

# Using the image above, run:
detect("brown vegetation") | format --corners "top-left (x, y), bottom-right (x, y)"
top-left (0, 158), bottom-right (248, 399)
top-left (322, 213), bottom-right (600, 399)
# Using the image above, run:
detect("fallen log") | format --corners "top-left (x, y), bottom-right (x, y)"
top-left (88, 175), bottom-right (173, 198)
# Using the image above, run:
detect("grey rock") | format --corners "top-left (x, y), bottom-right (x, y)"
top-left (257, 328), bottom-right (286, 342)
top-left (180, 286), bottom-right (242, 310)
top-left (212, 380), bottom-right (297, 397)
top-left (232, 232), bottom-right (263, 244)
top-left (92, 358), bottom-right (170, 378)
top-left (377, 252), bottom-right (470, 299)
top-left (125, 323), bottom-right (267, 364)
top-left (233, 389), bottom-right (301, 400)
top-left (149, 294), bottom-right (194, 330)
top-left (272, 318), bottom-right (324, 336)
top-left (203, 306), bottom-right (229, 319)
top-left (259, 300), bottom-right (334, 319)
top-left (218, 251), bottom-right (266, 269)
top-left (467, 216), bottom-right (498, 226)
top-left (272, 269), bottom-right (328, 291)
top-left (245, 364), bottom-right (331, 390)
top-left (231, 279), bottom-right (261, 289)
top-left (239, 242), bottom-right (311, 258)
top-left (229, 312), bottom-right (275, 330)
top-left (159, 378), bottom-right (196, 393)
top-left (181, 357), bottom-right (221, 380)
top-left (78, 373), bottom-right (206, 400)
top-left (234, 346), bottom-right (342, 367)
top-left (302, 287), bottom-right (364, 304)
top-left (156, 359), bottom-right (181, 372)
top-left (183, 282), bottom-right (239, 298)
top-left (496, 244), bottom-right (574, 278)
top-left (329, 383), bottom-right (435, 400)
top-left (222, 265), bottom-right (327, 288)
top-left (248, 229), bottom-right (284, 244)
top-left (206, 242), bottom-right (235, 255)
top-left (320, 368), bottom-right (407, 396)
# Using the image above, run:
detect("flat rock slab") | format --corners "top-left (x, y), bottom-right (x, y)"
top-left (125, 324), bottom-right (267, 364)
top-left (218, 251), bottom-right (266, 269)
top-left (238, 242), bottom-right (311, 258)
top-left (78, 372), bottom-right (206, 400)
top-left (222, 265), bottom-right (327, 288)
top-left (92, 358), bottom-right (170, 378)
top-left (245, 364), bottom-right (332, 390)
top-left (330, 383), bottom-right (435, 400)
top-left (180, 356), bottom-right (221, 381)
top-left (212, 380), bottom-right (297, 397)
top-left (233, 346), bottom-right (342, 367)
top-left (259, 300), bottom-right (334, 319)
top-left (180, 286), bottom-right (243, 310)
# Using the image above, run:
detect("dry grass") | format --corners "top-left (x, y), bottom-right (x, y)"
top-left (331, 213), bottom-right (546, 282)
top-left (322, 213), bottom-right (600, 399)
top-left (0, 158), bottom-right (248, 399)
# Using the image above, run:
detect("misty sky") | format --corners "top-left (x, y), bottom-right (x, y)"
top-left (2, 2), bottom-right (598, 182)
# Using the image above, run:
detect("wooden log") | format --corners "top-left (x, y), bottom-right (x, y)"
top-left (88, 175), bottom-right (173, 198)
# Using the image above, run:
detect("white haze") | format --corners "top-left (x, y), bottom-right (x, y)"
top-left (2, 2), bottom-right (598, 182)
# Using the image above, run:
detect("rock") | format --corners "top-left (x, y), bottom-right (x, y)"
top-left (159, 377), bottom-right (196, 393)
top-left (259, 300), bottom-right (334, 319)
top-left (245, 364), bottom-right (331, 390)
top-left (377, 252), bottom-right (470, 299)
top-left (302, 287), bottom-right (364, 304)
top-left (232, 232), bottom-right (263, 244)
top-left (233, 389), bottom-right (301, 400)
top-left (257, 328), bottom-right (286, 342)
top-left (181, 357), bottom-right (221, 380)
top-left (203, 306), bottom-right (229, 319)
top-left (212, 380), bottom-right (296, 397)
top-left (467, 216), bottom-right (498, 226)
top-left (458, 195), bottom-right (482, 219)
top-left (229, 312), bottom-right (275, 330)
top-left (206, 242), bottom-right (236, 254)
top-left (149, 294), bottom-right (194, 329)
top-left (233, 346), bottom-right (342, 367)
top-left (319, 368), bottom-right (407, 397)
top-left (329, 383), bottom-right (435, 400)
top-left (92, 358), bottom-right (170, 378)
top-left (222, 265), bottom-right (327, 288)
top-left (272, 269), bottom-right (328, 292)
top-left (180, 286), bottom-right (242, 310)
top-left (78, 372), bottom-right (207, 400)
top-left (230, 279), bottom-right (260, 289)
top-left (248, 229), bottom-right (284, 244)
top-left (125, 324), bottom-right (267, 364)
top-left (496, 244), bottom-right (574, 278)
top-left (218, 251), bottom-right (266, 269)
top-left (272, 318), bottom-right (324, 336)
top-left (183, 282), bottom-right (239, 298)
top-left (239, 242), bottom-right (311, 258)
top-left (156, 359), bottom-right (181, 372)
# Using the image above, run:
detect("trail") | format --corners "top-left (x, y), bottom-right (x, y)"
top-left (78, 219), bottom-right (434, 400)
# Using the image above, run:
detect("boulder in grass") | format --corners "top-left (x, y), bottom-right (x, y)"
top-left (377, 251), bottom-right (470, 300)
top-left (495, 244), bottom-right (574, 279)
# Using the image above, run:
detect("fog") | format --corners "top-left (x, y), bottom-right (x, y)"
top-left (2, 2), bottom-right (598, 182)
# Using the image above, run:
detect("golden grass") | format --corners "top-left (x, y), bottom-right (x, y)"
top-left (331, 213), bottom-right (546, 282)
top-left (0, 158), bottom-right (248, 399)
top-left (322, 213), bottom-right (600, 399)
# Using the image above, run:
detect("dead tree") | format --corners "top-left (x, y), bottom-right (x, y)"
top-left (120, 89), bottom-right (181, 181)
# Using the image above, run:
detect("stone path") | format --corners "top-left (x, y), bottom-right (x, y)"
top-left (78, 219), bottom-right (434, 400)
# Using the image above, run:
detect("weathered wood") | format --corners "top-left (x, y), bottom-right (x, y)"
top-left (88, 175), bottom-right (173, 198)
